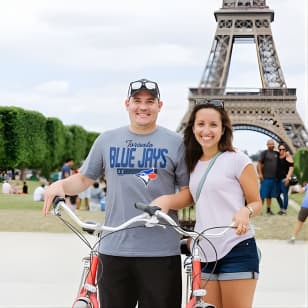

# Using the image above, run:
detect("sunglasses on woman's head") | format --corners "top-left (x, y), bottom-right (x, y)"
top-left (195, 99), bottom-right (224, 109)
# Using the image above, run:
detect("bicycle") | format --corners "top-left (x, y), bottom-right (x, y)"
top-left (52, 197), bottom-right (234, 308)
top-left (53, 197), bottom-right (164, 308)
top-left (135, 202), bottom-right (234, 308)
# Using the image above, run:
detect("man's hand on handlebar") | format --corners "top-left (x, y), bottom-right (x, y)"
top-left (43, 181), bottom-right (66, 216)
top-left (42, 173), bottom-right (95, 216)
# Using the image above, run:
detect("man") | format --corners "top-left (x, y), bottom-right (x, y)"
top-left (33, 183), bottom-right (45, 201)
top-left (43, 78), bottom-right (189, 308)
top-left (61, 158), bottom-right (74, 179)
top-left (257, 139), bottom-right (278, 215)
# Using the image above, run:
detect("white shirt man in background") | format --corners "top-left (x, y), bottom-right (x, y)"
top-left (33, 184), bottom-right (45, 201)
top-left (2, 181), bottom-right (12, 194)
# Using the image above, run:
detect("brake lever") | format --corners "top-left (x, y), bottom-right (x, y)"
top-left (144, 216), bottom-right (166, 229)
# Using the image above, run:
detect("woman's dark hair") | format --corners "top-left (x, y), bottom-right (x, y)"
top-left (278, 142), bottom-right (288, 150)
top-left (183, 103), bottom-right (234, 172)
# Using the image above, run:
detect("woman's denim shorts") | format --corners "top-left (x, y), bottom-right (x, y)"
top-left (201, 238), bottom-right (260, 281)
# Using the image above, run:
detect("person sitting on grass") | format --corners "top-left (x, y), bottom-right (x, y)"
top-left (1, 181), bottom-right (12, 194)
top-left (33, 184), bottom-right (46, 202)
top-left (22, 181), bottom-right (28, 194)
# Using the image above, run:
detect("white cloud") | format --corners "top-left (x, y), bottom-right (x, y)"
top-left (34, 80), bottom-right (70, 95)
top-left (0, 0), bottom-right (307, 155)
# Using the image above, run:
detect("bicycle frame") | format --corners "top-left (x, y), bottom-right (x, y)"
top-left (53, 198), bottom-right (233, 308)
top-left (184, 247), bottom-right (214, 308)
top-left (72, 253), bottom-right (99, 308)
top-left (134, 202), bottom-right (233, 308)
top-left (53, 197), bottom-right (164, 308)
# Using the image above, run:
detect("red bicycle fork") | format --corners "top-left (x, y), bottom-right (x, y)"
top-left (72, 254), bottom-right (99, 308)
top-left (186, 248), bottom-right (206, 308)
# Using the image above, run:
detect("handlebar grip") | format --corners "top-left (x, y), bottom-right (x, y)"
top-left (135, 202), bottom-right (161, 216)
top-left (53, 196), bottom-right (66, 209)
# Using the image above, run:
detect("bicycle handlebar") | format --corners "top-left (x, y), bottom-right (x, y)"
top-left (135, 202), bottom-right (235, 238)
top-left (53, 197), bottom-right (155, 233)
top-left (53, 197), bottom-right (197, 237)
top-left (52, 197), bottom-right (234, 239)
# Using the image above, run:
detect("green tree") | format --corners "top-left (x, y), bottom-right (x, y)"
top-left (18, 109), bottom-right (48, 169)
top-left (0, 106), bottom-right (100, 179)
top-left (41, 117), bottom-right (66, 178)
top-left (0, 107), bottom-right (26, 170)
top-left (66, 125), bottom-right (88, 166)
top-left (293, 148), bottom-right (308, 184)
top-left (0, 107), bottom-right (48, 178)
top-left (86, 131), bottom-right (100, 155)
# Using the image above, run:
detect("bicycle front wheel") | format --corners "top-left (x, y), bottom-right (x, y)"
top-left (73, 298), bottom-right (93, 308)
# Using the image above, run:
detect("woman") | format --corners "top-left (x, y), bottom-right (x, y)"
top-left (276, 143), bottom-right (294, 215)
top-left (153, 100), bottom-right (262, 308)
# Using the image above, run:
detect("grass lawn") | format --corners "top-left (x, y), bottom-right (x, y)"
top-left (1, 181), bottom-right (307, 240)
top-left (252, 198), bottom-right (308, 241)
top-left (0, 180), bottom-right (104, 233)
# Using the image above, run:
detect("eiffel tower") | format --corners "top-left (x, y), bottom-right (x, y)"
top-left (177, 0), bottom-right (308, 154)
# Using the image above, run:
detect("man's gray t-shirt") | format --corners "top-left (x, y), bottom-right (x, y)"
top-left (259, 150), bottom-right (278, 178)
top-left (80, 126), bottom-right (189, 257)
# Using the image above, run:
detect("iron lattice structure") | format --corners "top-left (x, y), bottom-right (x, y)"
top-left (178, 0), bottom-right (308, 154)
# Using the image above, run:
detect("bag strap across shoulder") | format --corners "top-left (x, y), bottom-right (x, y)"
top-left (195, 151), bottom-right (221, 202)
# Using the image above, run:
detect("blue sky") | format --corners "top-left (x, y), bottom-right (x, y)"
top-left (0, 0), bottom-right (307, 155)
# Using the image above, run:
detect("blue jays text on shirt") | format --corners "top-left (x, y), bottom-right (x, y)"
top-left (110, 146), bottom-right (167, 171)
top-left (109, 140), bottom-right (168, 186)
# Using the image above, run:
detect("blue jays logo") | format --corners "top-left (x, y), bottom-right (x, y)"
top-left (135, 168), bottom-right (157, 186)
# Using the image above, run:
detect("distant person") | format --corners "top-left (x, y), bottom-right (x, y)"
top-left (257, 139), bottom-right (278, 215)
top-left (68, 194), bottom-right (78, 211)
top-left (77, 187), bottom-right (91, 210)
top-left (22, 181), bottom-right (28, 194)
top-left (276, 143), bottom-right (294, 215)
top-left (61, 158), bottom-right (75, 204)
top-left (101, 177), bottom-right (107, 195)
top-left (2, 181), bottom-right (12, 194)
top-left (89, 182), bottom-right (104, 211)
top-left (11, 181), bottom-right (21, 194)
top-left (33, 184), bottom-right (45, 201)
top-left (288, 183), bottom-right (308, 244)
top-left (61, 158), bottom-right (74, 179)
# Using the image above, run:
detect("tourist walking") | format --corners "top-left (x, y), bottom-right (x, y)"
top-left (288, 183), bottom-right (308, 243)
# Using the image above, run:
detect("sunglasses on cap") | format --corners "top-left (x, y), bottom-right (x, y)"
top-left (127, 79), bottom-right (160, 99)
top-left (195, 98), bottom-right (224, 109)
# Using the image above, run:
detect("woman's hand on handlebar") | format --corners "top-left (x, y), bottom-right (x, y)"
top-left (232, 207), bottom-right (250, 236)
top-left (151, 187), bottom-right (193, 213)
top-left (150, 195), bottom-right (173, 213)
